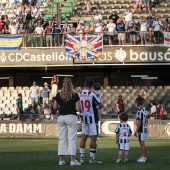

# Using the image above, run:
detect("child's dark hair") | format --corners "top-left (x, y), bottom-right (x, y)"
top-left (18, 93), bottom-right (22, 97)
top-left (85, 78), bottom-right (94, 88)
top-left (119, 112), bottom-right (129, 122)
top-left (45, 105), bottom-right (49, 108)
top-left (93, 83), bottom-right (101, 90)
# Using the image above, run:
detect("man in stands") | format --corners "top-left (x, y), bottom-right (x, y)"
top-left (29, 82), bottom-right (41, 113)
top-left (53, 20), bottom-right (61, 46)
top-left (10, 21), bottom-right (18, 34)
top-left (147, 13), bottom-right (156, 43)
top-left (124, 8), bottom-right (133, 31)
top-left (44, 21), bottom-right (54, 47)
top-left (106, 19), bottom-right (116, 45)
top-left (33, 22), bottom-right (44, 47)
top-left (152, 17), bottom-right (163, 44)
top-left (26, 22), bottom-right (35, 47)
top-left (94, 11), bottom-right (102, 23)
top-left (128, 21), bottom-right (137, 45)
top-left (117, 16), bottom-right (126, 45)
top-left (79, 78), bottom-right (103, 164)
top-left (95, 19), bottom-right (104, 33)
top-left (109, 9), bottom-right (119, 25)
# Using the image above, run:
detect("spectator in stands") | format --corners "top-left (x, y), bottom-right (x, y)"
top-left (44, 21), bottom-right (54, 47)
top-left (10, 21), bottom-right (18, 34)
top-left (152, 17), bottom-right (163, 44)
top-left (49, 97), bottom-right (58, 119)
top-left (69, 23), bottom-right (76, 34)
top-left (61, 21), bottom-right (70, 46)
top-left (44, 105), bottom-right (52, 120)
top-left (86, 0), bottom-right (92, 14)
top-left (31, 5), bottom-right (38, 18)
top-left (16, 93), bottom-right (24, 121)
top-left (94, 11), bottom-right (102, 23)
top-left (18, 24), bottom-right (26, 46)
top-left (124, 8), bottom-right (133, 31)
top-left (144, 0), bottom-right (151, 13)
top-left (33, 22), bottom-right (44, 47)
top-left (29, 81), bottom-right (41, 113)
top-left (0, 2), bottom-right (8, 21)
top-left (35, 15), bottom-right (44, 25)
top-left (164, 18), bottom-right (170, 32)
top-left (22, 0), bottom-right (29, 8)
top-left (157, 101), bottom-right (164, 119)
top-left (95, 19), bottom-right (104, 33)
top-left (117, 16), bottom-right (126, 45)
top-left (51, 74), bottom-right (59, 97)
top-left (134, 0), bottom-right (143, 12)
top-left (116, 95), bottom-right (125, 118)
top-left (53, 21), bottom-right (61, 46)
top-left (106, 19), bottom-right (116, 45)
top-left (25, 10), bottom-right (32, 26)
top-left (31, 0), bottom-right (37, 7)
top-left (26, 22), bottom-right (35, 47)
top-left (13, 3), bottom-right (22, 18)
top-left (150, 101), bottom-right (157, 120)
top-left (148, 13), bottom-right (156, 43)
top-left (85, 23), bottom-right (94, 34)
top-left (76, 23), bottom-right (85, 34)
top-left (56, 77), bottom-right (81, 166)
top-left (139, 17), bottom-right (148, 45)
top-left (109, 10), bottom-right (119, 25)
top-left (138, 90), bottom-right (147, 101)
top-left (128, 21), bottom-right (137, 45)
top-left (0, 19), bottom-right (2, 34)
top-left (42, 82), bottom-right (51, 107)
top-left (2, 25), bottom-right (10, 34)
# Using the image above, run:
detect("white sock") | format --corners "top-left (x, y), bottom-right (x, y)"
top-left (90, 149), bottom-right (96, 160)
top-left (80, 148), bottom-right (85, 158)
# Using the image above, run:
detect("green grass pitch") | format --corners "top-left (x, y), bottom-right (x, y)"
top-left (0, 137), bottom-right (169, 170)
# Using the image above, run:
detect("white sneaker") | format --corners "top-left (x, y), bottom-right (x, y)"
top-left (124, 159), bottom-right (128, 163)
top-left (59, 160), bottom-right (66, 166)
top-left (116, 159), bottom-right (122, 163)
top-left (70, 160), bottom-right (81, 166)
top-left (80, 158), bottom-right (85, 163)
top-left (89, 159), bottom-right (102, 163)
top-left (137, 157), bottom-right (147, 163)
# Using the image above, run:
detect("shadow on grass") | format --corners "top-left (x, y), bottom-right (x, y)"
top-left (0, 144), bottom-right (169, 170)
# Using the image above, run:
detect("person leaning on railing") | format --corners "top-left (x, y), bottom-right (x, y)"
top-left (32, 22), bottom-right (44, 47)
top-left (26, 22), bottom-right (35, 47)
top-left (85, 23), bottom-right (94, 34)
top-left (139, 17), bottom-right (148, 45)
top-left (117, 16), bottom-right (126, 45)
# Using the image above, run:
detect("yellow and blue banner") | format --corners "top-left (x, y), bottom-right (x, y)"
top-left (0, 35), bottom-right (22, 50)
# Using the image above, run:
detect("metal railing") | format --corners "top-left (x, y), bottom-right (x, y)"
top-left (1, 31), bottom-right (164, 48)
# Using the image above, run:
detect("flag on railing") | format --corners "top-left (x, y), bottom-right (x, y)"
top-left (0, 35), bottom-right (22, 50)
top-left (65, 34), bottom-right (103, 59)
top-left (164, 32), bottom-right (170, 46)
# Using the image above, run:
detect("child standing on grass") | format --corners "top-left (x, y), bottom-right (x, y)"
top-left (115, 112), bottom-right (132, 163)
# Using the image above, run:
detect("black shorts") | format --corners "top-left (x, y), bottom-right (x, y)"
top-left (154, 31), bottom-right (160, 38)
top-left (109, 34), bottom-right (115, 40)
top-left (22, 0), bottom-right (29, 6)
top-left (31, 0), bottom-right (37, 6)
top-left (18, 108), bottom-right (24, 115)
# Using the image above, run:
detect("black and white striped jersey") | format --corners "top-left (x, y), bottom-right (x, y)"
top-left (136, 106), bottom-right (148, 133)
top-left (115, 122), bottom-right (132, 142)
top-left (79, 89), bottom-right (100, 124)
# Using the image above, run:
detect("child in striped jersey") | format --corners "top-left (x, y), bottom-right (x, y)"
top-left (115, 112), bottom-right (132, 163)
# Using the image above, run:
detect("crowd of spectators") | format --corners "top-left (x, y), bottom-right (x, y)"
top-left (0, 0), bottom-right (170, 47)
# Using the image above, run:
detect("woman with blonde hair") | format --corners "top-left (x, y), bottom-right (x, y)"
top-left (56, 77), bottom-right (82, 166)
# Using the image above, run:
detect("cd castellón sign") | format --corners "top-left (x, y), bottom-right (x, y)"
top-left (0, 46), bottom-right (170, 67)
